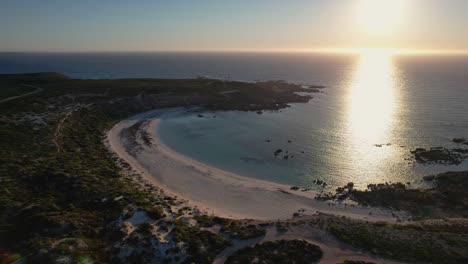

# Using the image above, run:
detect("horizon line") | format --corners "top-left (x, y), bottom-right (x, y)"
top-left (1, 48), bottom-right (468, 55)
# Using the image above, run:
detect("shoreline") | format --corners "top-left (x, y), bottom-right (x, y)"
top-left (108, 109), bottom-right (403, 221)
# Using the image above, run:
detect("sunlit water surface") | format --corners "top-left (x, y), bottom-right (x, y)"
top-left (157, 52), bottom-right (468, 189)
top-left (2, 52), bottom-right (468, 189)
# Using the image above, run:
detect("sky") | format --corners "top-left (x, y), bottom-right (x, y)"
top-left (1, 0), bottom-right (467, 52)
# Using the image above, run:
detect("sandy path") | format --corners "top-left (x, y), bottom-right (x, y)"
top-left (108, 109), bottom-right (403, 221)
top-left (0, 84), bottom-right (43, 103)
top-left (53, 105), bottom-right (86, 152)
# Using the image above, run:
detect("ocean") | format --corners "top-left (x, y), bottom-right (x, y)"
top-left (2, 52), bottom-right (468, 189)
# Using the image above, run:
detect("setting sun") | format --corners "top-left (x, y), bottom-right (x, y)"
top-left (356, 0), bottom-right (408, 36)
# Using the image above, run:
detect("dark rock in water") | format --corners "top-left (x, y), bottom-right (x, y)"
top-left (374, 144), bottom-right (383, 147)
top-left (301, 151), bottom-right (305, 153)
top-left (265, 139), bottom-right (271, 143)
top-left (274, 149), bottom-right (283, 156)
top-left (313, 179), bottom-right (327, 187)
top-left (283, 155), bottom-right (289, 160)
top-left (386, 143), bottom-right (392, 146)
top-left (411, 147), bottom-right (468, 165)
top-left (411, 147), bottom-right (426, 153)
top-left (288, 140), bottom-right (292, 143)
top-left (452, 138), bottom-right (466, 144)
top-left (197, 114), bottom-right (204, 118)
top-left (257, 111), bottom-right (263, 114)
top-left (290, 186), bottom-right (300, 191)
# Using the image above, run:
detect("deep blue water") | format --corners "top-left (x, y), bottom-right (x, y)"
top-left (2, 52), bottom-right (468, 189)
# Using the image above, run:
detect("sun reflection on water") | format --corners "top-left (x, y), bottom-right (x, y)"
top-left (348, 50), bottom-right (397, 143)
top-left (345, 50), bottom-right (402, 184)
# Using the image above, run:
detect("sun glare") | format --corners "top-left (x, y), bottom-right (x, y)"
top-left (348, 49), bottom-right (398, 142)
top-left (343, 49), bottom-right (404, 184)
top-left (356, 0), bottom-right (407, 36)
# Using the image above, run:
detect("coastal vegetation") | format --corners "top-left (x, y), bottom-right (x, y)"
top-left (171, 220), bottom-right (231, 263)
top-left (327, 216), bottom-right (468, 264)
top-left (225, 240), bottom-right (323, 264)
top-left (0, 84), bottom-right (36, 101)
top-left (1, 72), bottom-right (467, 263)
top-left (0, 73), bottom-right (317, 262)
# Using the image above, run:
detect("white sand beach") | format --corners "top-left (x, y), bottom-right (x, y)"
top-left (108, 110), bottom-right (403, 221)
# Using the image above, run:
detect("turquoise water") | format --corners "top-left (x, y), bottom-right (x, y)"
top-left (2, 52), bottom-right (468, 189)
top-left (157, 53), bottom-right (468, 189)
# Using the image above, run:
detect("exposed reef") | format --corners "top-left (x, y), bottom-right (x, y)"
top-left (317, 171), bottom-right (468, 219)
top-left (410, 147), bottom-right (468, 165)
